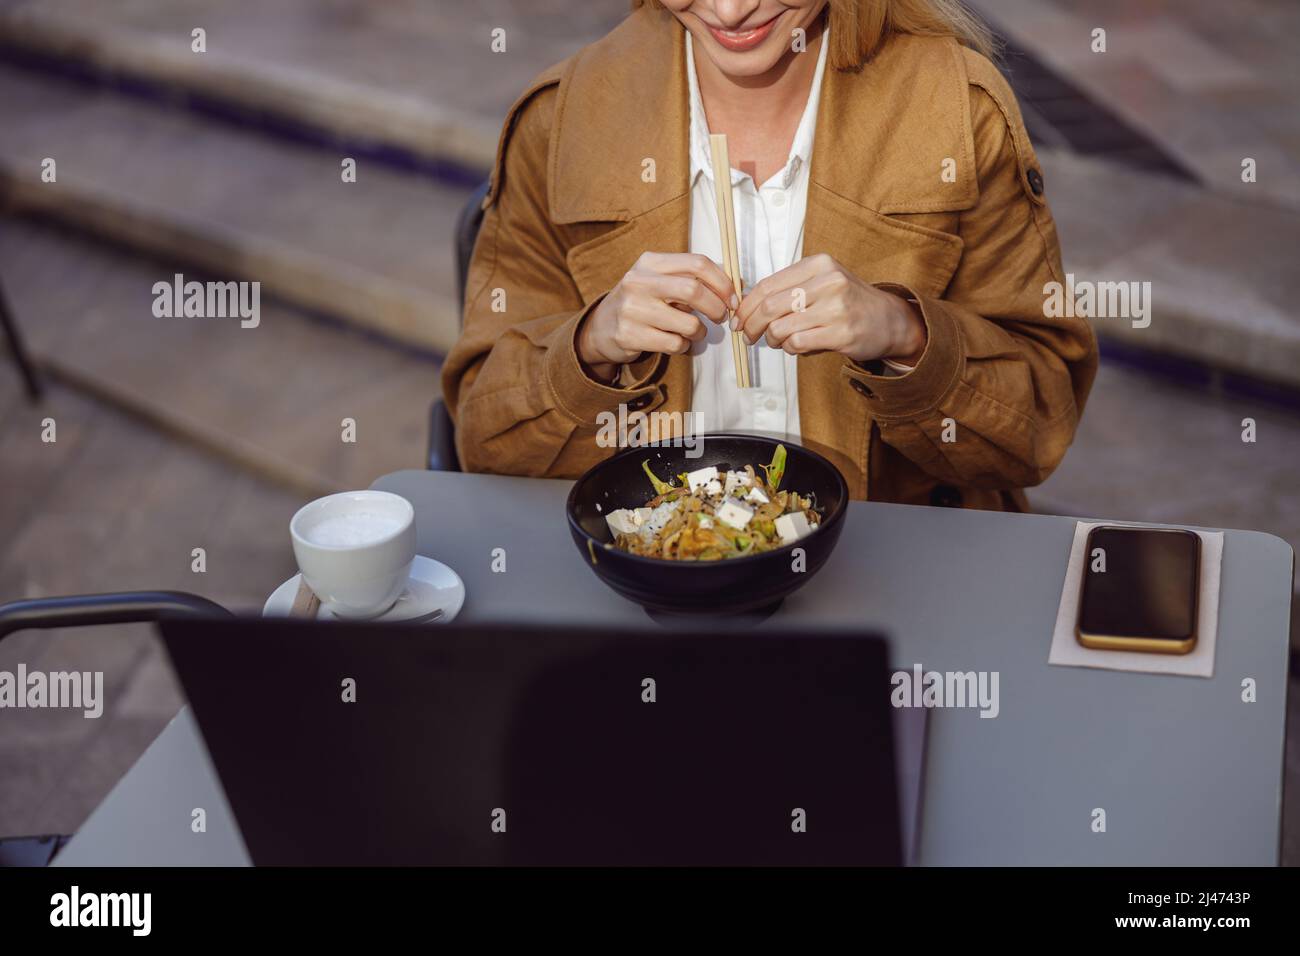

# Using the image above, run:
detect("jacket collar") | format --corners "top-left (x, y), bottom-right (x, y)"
top-left (549, 5), bottom-right (689, 224)
top-left (549, 5), bottom-right (979, 226)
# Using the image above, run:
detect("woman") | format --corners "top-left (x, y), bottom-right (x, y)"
top-left (442, 0), bottom-right (1097, 510)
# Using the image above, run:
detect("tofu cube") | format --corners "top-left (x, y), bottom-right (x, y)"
top-left (697, 516), bottom-right (714, 529)
top-left (605, 509), bottom-right (640, 536)
top-left (745, 486), bottom-right (770, 505)
top-left (642, 499), bottom-right (681, 537)
top-left (775, 511), bottom-right (812, 545)
top-left (686, 466), bottom-right (719, 492)
top-left (724, 471), bottom-right (752, 494)
top-left (703, 478), bottom-right (723, 497)
top-left (715, 498), bottom-right (754, 531)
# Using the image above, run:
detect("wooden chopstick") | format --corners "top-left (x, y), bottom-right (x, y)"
top-left (290, 576), bottom-right (321, 618)
top-left (710, 140), bottom-right (745, 386)
top-left (708, 134), bottom-right (750, 389)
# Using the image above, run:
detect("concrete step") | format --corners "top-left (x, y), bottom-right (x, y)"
top-left (0, 61), bottom-right (468, 353)
top-left (0, 217), bottom-right (439, 498)
top-left (974, 0), bottom-right (1300, 212)
top-left (0, 0), bottom-right (627, 171)
top-left (1040, 148), bottom-right (1300, 389)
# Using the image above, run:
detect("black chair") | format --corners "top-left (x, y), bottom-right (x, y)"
top-left (0, 591), bottom-right (232, 642)
top-left (427, 178), bottom-right (490, 472)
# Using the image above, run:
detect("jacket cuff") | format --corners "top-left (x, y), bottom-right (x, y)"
top-left (619, 350), bottom-right (662, 389)
top-left (840, 283), bottom-right (964, 419)
top-left (544, 299), bottom-right (665, 426)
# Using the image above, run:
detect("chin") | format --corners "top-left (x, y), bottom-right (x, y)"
top-left (695, 32), bottom-right (789, 79)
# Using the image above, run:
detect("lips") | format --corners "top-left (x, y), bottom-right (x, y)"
top-left (706, 13), bottom-right (780, 53)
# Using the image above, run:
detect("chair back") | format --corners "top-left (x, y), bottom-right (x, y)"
top-left (454, 180), bottom-right (492, 318)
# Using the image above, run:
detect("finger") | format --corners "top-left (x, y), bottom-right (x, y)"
top-left (738, 264), bottom-right (852, 342)
top-left (764, 308), bottom-right (827, 349)
top-left (651, 273), bottom-right (727, 322)
top-left (735, 253), bottom-right (836, 324)
top-left (645, 252), bottom-right (736, 308)
top-left (737, 290), bottom-right (798, 345)
top-left (632, 298), bottom-right (709, 342)
top-left (623, 324), bottom-right (692, 356)
top-left (766, 298), bottom-right (855, 349)
top-left (765, 299), bottom-right (853, 352)
top-left (777, 324), bottom-right (848, 355)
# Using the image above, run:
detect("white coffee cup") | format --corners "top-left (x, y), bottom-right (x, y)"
top-left (290, 490), bottom-right (416, 619)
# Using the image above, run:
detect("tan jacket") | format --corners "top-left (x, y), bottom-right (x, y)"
top-left (442, 6), bottom-right (1097, 510)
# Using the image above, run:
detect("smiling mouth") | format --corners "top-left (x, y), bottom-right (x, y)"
top-left (706, 13), bottom-right (781, 53)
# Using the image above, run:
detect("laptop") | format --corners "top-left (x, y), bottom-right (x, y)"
top-left (160, 618), bottom-right (921, 866)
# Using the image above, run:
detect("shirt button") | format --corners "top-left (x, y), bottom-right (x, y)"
top-left (764, 398), bottom-right (779, 412)
top-left (770, 192), bottom-right (786, 207)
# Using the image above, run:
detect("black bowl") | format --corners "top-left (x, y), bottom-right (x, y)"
top-left (566, 433), bottom-right (849, 614)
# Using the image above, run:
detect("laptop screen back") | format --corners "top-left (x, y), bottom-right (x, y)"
top-left (161, 618), bottom-right (901, 865)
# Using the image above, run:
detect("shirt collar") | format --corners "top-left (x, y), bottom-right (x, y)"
top-left (687, 25), bottom-right (829, 190)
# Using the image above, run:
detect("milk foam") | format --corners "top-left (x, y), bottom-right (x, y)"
top-left (306, 511), bottom-right (404, 547)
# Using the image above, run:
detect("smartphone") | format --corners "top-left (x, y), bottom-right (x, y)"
top-left (1076, 526), bottom-right (1200, 655)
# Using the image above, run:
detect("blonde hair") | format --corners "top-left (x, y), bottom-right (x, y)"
top-left (633, 0), bottom-right (997, 68)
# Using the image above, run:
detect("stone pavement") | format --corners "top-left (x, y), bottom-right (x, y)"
top-left (976, 0), bottom-right (1300, 210)
top-left (0, 216), bottom-right (439, 498)
top-left (1040, 148), bottom-right (1300, 385)
top-left (1036, 364), bottom-right (1300, 566)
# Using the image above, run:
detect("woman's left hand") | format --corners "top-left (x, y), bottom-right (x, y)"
top-left (732, 253), bottom-right (927, 365)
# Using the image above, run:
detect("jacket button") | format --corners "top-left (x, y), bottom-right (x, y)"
top-left (850, 379), bottom-right (874, 398)
top-left (1026, 168), bottom-right (1044, 196)
top-left (929, 484), bottom-right (963, 508)
top-left (626, 393), bottom-right (652, 411)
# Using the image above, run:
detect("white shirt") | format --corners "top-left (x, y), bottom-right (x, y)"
top-left (685, 28), bottom-right (829, 441)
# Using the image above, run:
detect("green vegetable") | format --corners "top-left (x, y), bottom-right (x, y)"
top-left (761, 444), bottom-right (787, 491)
top-left (642, 460), bottom-right (673, 496)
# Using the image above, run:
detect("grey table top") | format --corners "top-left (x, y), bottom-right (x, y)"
top-left (56, 470), bottom-right (1294, 866)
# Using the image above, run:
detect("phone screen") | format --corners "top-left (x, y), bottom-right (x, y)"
top-left (1078, 527), bottom-right (1200, 641)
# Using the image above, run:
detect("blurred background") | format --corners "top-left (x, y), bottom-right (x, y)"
top-left (1, 0), bottom-right (1297, 858)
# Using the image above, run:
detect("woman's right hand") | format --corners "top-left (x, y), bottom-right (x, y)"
top-left (577, 252), bottom-right (736, 381)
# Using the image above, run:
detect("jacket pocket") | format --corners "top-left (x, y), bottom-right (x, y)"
top-left (804, 183), bottom-right (964, 299)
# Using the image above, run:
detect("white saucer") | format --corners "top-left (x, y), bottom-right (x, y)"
top-left (262, 555), bottom-right (465, 623)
